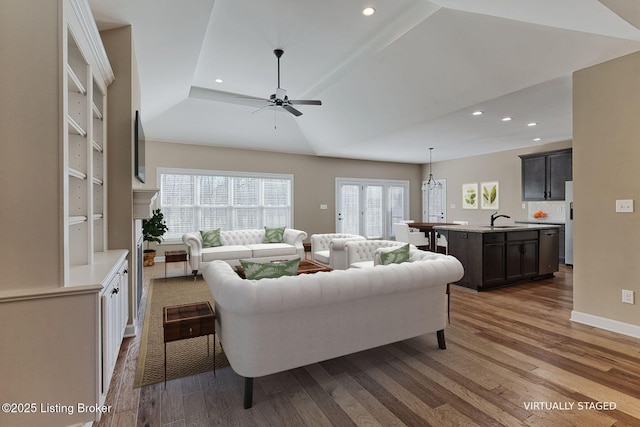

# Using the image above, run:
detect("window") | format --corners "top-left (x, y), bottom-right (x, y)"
top-left (336, 178), bottom-right (410, 239)
top-left (158, 168), bottom-right (293, 241)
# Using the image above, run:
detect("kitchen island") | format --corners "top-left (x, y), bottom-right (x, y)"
top-left (434, 224), bottom-right (561, 291)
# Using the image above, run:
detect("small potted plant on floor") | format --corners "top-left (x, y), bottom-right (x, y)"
top-left (143, 208), bottom-right (168, 266)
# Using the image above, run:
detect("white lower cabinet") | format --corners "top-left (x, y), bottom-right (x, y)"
top-left (101, 259), bottom-right (128, 399)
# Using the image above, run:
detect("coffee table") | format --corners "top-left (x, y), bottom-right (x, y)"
top-left (235, 259), bottom-right (332, 278)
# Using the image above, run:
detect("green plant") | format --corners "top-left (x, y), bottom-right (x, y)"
top-left (142, 208), bottom-right (168, 251)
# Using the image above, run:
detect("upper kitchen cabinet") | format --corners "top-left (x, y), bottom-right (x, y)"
top-left (520, 148), bottom-right (572, 201)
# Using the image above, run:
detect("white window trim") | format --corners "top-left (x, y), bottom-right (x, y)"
top-left (157, 167), bottom-right (294, 244)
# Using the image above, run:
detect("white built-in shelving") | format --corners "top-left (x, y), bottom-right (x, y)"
top-left (65, 20), bottom-right (109, 271)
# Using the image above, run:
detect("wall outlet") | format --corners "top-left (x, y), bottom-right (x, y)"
top-left (622, 289), bottom-right (635, 304)
top-left (450, 204), bottom-right (456, 209)
top-left (522, 203), bottom-right (526, 209)
top-left (616, 199), bottom-right (634, 213)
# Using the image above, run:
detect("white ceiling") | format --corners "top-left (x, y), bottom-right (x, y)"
top-left (89, 0), bottom-right (640, 163)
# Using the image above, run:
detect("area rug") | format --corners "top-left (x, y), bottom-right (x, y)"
top-left (134, 276), bottom-right (229, 387)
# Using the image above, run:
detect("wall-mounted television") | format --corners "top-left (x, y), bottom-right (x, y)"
top-left (134, 110), bottom-right (145, 183)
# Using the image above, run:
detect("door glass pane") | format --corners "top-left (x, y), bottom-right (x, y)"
top-left (389, 186), bottom-right (405, 236)
top-left (427, 180), bottom-right (446, 222)
top-left (340, 184), bottom-right (360, 235)
top-left (365, 185), bottom-right (383, 238)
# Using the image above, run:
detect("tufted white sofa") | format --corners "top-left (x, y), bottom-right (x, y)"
top-left (182, 228), bottom-right (307, 276)
top-left (309, 233), bottom-right (365, 269)
top-left (202, 250), bottom-right (464, 408)
top-left (344, 239), bottom-right (417, 269)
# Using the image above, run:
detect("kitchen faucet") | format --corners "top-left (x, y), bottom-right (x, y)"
top-left (490, 211), bottom-right (511, 226)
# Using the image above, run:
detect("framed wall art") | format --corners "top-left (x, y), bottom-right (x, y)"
top-left (462, 183), bottom-right (478, 209)
top-left (481, 181), bottom-right (499, 210)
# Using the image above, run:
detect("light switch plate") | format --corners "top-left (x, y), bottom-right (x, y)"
top-left (320, 204), bottom-right (328, 210)
top-left (616, 199), bottom-right (634, 213)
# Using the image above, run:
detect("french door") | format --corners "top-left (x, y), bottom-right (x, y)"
top-left (423, 179), bottom-right (447, 222)
top-left (336, 178), bottom-right (409, 239)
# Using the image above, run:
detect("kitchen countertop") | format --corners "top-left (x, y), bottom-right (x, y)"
top-left (515, 220), bottom-right (565, 226)
top-left (433, 223), bottom-right (562, 233)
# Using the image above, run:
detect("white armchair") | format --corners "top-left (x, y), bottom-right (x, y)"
top-left (310, 233), bottom-right (365, 269)
top-left (393, 222), bottom-right (429, 248)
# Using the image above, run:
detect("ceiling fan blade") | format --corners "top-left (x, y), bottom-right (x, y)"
top-left (189, 86), bottom-right (270, 107)
top-left (289, 99), bottom-right (322, 106)
top-left (282, 105), bottom-right (303, 117)
top-left (252, 105), bottom-right (275, 114)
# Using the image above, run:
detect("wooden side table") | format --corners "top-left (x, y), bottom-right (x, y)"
top-left (165, 250), bottom-right (188, 278)
top-left (163, 301), bottom-right (215, 386)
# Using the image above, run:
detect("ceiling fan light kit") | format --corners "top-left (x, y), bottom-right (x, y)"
top-left (251, 49), bottom-right (322, 117)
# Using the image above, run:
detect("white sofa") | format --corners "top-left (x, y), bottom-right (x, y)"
top-left (202, 250), bottom-right (464, 408)
top-left (182, 228), bottom-right (307, 275)
top-left (344, 239), bottom-right (417, 269)
top-left (310, 233), bottom-right (365, 269)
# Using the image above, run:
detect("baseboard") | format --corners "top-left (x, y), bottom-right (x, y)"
top-left (571, 311), bottom-right (640, 339)
top-left (124, 323), bottom-right (137, 338)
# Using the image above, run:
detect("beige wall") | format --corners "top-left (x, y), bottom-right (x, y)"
top-left (103, 26), bottom-right (135, 253)
top-left (142, 141), bottom-right (423, 254)
top-left (0, 1), bottom-right (62, 290)
top-left (573, 51), bottom-right (640, 327)
top-left (102, 26), bottom-right (141, 327)
top-left (424, 140), bottom-right (572, 225)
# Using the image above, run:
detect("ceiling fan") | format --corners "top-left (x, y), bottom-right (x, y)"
top-left (188, 49), bottom-right (321, 117)
top-left (246, 49), bottom-right (322, 117)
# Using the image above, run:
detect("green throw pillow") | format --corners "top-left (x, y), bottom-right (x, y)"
top-left (240, 258), bottom-right (300, 280)
top-left (200, 229), bottom-right (222, 248)
top-left (379, 244), bottom-right (410, 265)
top-left (263, 226), bottom-right (286, 243)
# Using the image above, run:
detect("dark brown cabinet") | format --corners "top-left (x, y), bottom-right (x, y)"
top-left (445, 228), bottom-right (558, 291)
top-left (482, 233), bottom-right (506, 287)
top-left (505, 231), bottom-right (538, 281)
top-left (520, 149), bottom-right (572, 201)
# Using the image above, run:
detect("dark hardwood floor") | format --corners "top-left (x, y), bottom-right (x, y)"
top-left (95, 264), bottom-right (640, 426)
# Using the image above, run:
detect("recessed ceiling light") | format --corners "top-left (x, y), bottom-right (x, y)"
top-left (502, 117), bottom-right (512, 122)
top-left (472, 111), bottom-right (483, 116)
top-left (215, 78), bottom-right (223, 83)
top-left (362, 7), bottom-right (375, 16)
top-left (528, 122), bottom-right (537, 127)
top-left (533, 137), bottom-right (542, 141)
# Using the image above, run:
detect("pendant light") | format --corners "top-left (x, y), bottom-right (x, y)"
top-left (426, 147), bottom-right (437, 189)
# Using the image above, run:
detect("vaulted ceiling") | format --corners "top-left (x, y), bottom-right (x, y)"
top-left (89, 0), bottom-right (640, 163)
